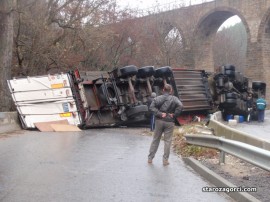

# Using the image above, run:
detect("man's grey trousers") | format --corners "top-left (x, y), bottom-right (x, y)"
top-left (148, 119), bottom-right (175, 161)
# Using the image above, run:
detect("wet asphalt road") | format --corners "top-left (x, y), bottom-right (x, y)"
top-left (227, 110), bottom-right (270, 142)
top-left (0, 128), bottom-right (231, 202)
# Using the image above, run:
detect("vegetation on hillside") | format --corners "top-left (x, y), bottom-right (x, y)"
top-left (0, 0), bottom-right (247, 110)
top-left (213, 23), bottom-right (247, 73)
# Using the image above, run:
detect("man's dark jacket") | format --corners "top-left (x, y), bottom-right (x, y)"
top-left (149, 93), bottom-right (183, 122)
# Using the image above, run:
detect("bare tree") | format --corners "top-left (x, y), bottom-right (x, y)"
top-left (13, 0), bottom-right (121, 75)
top-left (0, 0), bottom-right (16, 111)
top-left (12, 0), bottom-right (139, 74)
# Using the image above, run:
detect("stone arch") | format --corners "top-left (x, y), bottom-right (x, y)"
top-left (164, 26), bottom-right (185, 67)
top-left (149, 18), bottom-right (189, 67)
top-left (158, 21), bottom-right (187, 48)
top-left (193, 7), bottom-right (250, 72)
top-left (161, 23), bottom-right (186, 46)
top-left (158, 20), bottom-right (194, 68)
top-left (257, 8), bottom-right (270, 41)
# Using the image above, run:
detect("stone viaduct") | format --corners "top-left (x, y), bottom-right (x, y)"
top-left (133, 0), bottom-right (270, 100)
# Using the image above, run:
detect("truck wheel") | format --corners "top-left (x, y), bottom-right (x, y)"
top-left (154, 66), bottom-right (172, 78)
top-left (224, 65), bottom-right (235, 71)
top-left (221, 93), bottom-right (237, 108)
top-left (252, 81), bottom-right (266, 90)
top-left (225, 99), bottom-right (237, 104)
top-left (225, 92), bottom-right (237, 99)
top-left (224, 70), bottom-right (235, 77)
top-left (126, 105), bottom-right (148, 118)
top-left (137, 66), bottom-right (155, 78)
top-left (223, 99), bottom-right (237, 109)
top-left (216, 76), bottom-right (224, 87)
top-left (119, 65), bottom-right (138, 78)
top-left (98, 83), bottom-right (117, 104)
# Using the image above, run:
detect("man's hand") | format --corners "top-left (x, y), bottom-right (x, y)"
top-left (161, 113), bottom-right (167, 118)
top-left (161, 113), bottom-right (174, 118)
top-left (169, 113), bottom-right (174, 118)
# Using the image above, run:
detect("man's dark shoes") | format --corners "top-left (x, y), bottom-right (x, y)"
top-left (163, 160), bottom-right (170, 166)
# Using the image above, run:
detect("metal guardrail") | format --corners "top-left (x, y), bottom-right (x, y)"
top-left (185, 135), bottom-right (270, 171)
top-left (209, 111), bottom-right (270, 151)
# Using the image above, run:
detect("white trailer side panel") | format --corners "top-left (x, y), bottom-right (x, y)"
top-left (8, 73), bottom-right (82, 129)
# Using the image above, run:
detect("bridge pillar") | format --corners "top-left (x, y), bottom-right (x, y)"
top-left (193, 35), bottom-right (215, 72)
top-left (246, 25), bottom-right (270, 101)
top-left (245, 42), bottom-right (263, 80)
top-left (182, 48), bottom-right (195, 68)
top-left (261, 34), bottom-right (270, 101)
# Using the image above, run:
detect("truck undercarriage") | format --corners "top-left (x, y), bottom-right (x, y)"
top-left (7, 65), bottom-right (266, 129)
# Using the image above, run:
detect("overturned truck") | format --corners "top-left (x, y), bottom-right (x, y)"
top-left (7, 65), bottom-right (266, 129)
top-left (210, 65), bottom-right (266, 121)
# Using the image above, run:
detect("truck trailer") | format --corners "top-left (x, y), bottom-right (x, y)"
top-left (7, 65), bottom-right (266, 129)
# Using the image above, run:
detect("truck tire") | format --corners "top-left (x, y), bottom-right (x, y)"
top-left (252, 81), bottom-right (266, 90)
top-left (222, 98), bottom-right (237, 109)
top-left (225, 92), bottom-right (237, 99)
top-left (225, 99), bottom-right (237, 104)
top-left (216, 76), bottom-right (224, 87)
top-left (137, 66), bottom-right (155, 78)
top-left (154, 66), bottom-right (172, 78)
top-left (119, 65), bottom-right (138, 78)
top-left (224, 70), bottom-right (235, 77)
top-left (98, 83), bottom-right (117, 104)
top-left (126, 105), bottom-right (148, 118)
top-left (224, 65), bottom-right (235, 71)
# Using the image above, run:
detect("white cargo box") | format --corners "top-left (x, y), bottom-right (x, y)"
top-left (8, 73), bottom-right (83, 129)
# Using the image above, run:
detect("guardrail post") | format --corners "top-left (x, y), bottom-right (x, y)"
top-left (219, 136), bottom-right (225, 164)
top-left (219, 150), bottom-right (225, 164)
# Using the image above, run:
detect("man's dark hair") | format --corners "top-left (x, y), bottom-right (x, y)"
top-left (163, 84), bottom-right (172, 93)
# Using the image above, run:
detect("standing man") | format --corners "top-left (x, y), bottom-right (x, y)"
top-left (256, 95), bottom-right (267, 122)
top-left (148, 84), bottom-right (183, 166)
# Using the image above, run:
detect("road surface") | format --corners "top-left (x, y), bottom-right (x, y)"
top-left (0, 128), bottom-right (232, 202)
top-left (227, 110), bottom-right (270, 142)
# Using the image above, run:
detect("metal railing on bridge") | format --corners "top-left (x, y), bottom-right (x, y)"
top-left (134, 0), bottom-right (214, 17)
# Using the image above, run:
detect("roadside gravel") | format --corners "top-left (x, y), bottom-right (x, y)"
top-left (200, 155), bottom-right (270, 202)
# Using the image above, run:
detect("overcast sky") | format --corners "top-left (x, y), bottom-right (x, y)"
top-left (116, 0), bottom-right (241, 28)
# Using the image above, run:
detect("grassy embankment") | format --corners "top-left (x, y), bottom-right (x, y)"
top-left (172, 123), bottom-right (218, 159)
